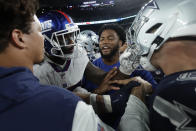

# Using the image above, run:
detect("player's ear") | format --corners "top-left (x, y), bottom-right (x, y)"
top-left (11, 29), bottom-right (26, 49)
top-left (119, 40), bottom-right (123, 47)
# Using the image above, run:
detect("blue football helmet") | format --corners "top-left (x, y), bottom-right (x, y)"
top-left (39, 10), bottom-right (80, 61)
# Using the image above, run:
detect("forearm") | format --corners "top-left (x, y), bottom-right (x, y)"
top-left (118, 95), bottom-right (150, 131)
top-left (75, 92), bottom-right (112, 114)
top-left (84, 62), bottom-right (130, 86)
top-left (131, 86), bottom-right (146, 104)
top-left (91, 94), bottom-right (111, 114)
top-left (117, 81), bottom-right (150, 131)
top-left (74, 93), bottom-right (90, 104)
top-left (111, 69), bottom-right (130, 80)
top-left (84, 62), bottom-right (107, 86)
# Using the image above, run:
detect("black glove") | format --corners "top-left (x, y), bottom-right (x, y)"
top-left (109, 81), bottom-right (140, 114)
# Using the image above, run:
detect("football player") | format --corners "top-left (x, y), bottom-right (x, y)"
top-left (119, 0), bottom-right (196, 130)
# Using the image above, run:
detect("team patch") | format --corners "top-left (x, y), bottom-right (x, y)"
top-left (98, 124), bottom-right (104, 131)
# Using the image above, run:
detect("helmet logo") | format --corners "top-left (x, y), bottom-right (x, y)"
top-left (143, 0), bottom-right (159, 10)
top-left (65, 24), bottom-right (71, 29)
top-left (41, 20), bottom-right (52, 33)
top-left (65, 23), bottom-right (78, 31)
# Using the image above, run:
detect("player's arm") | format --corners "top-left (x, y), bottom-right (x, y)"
top-left (84, 61), bottom-right (130, 87)
top-left (118, 80), bottom-right (152, 131)
top-left (72, 101), bottom-right (115, 131)
top-left (72, 97), bottom-right (149, 131)
top-left (75, 81), bottom-right (141, 115)
top-left (84, 61), bottom-right (107, 86)
top-left (73, 81), bottom-right (151, 131)
top-left (74, 93), bottom-right (112, 114)
top-left (118, 95), bottom-right (150, 131)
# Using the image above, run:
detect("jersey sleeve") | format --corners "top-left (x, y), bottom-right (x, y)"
top-left (33, 62), bottom-right (63, 88)
top-left (72, 95), bottom-right (150, 131)
top-left (72, 101), bottom-right (115, 131)
top-left (118, 95), bottom-right (150, 131)
top-left (33, 63), bottom-right (50, 84)
top-left (67, 46), bottom-right (90, 87)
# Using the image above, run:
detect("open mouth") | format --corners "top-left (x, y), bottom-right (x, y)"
top-left (101, 46), bottom-right (111, 52)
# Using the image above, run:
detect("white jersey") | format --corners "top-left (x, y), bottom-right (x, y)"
top-left (33, 46), bottom-right (89, 88)
top-left (72, 95), bottom-right (150, 131)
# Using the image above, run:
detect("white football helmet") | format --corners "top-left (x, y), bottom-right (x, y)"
top-left (127, 0), bottom-right (196, 71)
top-left (76, 30), bottom-right (99, 61)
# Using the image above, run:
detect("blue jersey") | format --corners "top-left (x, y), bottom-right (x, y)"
top-left (82, 57), bottom-right (157, 128)
top-left (83, 57), bottom-right (157, 92)
top-left (150, 70), bottom-right (196, 131)
top-left (0, 67), bottom-right (81, 131)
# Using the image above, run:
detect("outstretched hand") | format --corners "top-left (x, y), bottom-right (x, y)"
top-left (93, 67), bottom-right (120, 95)
top-left (109, 81), bottom-right (140, 114)
top-left (110, 76), bottom-right (153, 104)
top-left (109, 76), bottom-right (153, 94)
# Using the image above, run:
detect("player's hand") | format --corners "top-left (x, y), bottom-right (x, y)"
top-left (110, 76), bottom-right (152, 94)
top-left (91, 81), bottom-right (141, 114)
top-left (131, 76), bottom-right (153, 94)
top-left (109, 81), bottom-right (140, 113)
top-left (93, 67), bottom-right (120, 95)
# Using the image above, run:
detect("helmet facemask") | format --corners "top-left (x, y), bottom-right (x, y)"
top-left (44, 27), bottom-right (80, 60)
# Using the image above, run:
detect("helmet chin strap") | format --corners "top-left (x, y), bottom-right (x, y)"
top-left (50, 39), bottom-right (76, 60)
top-left (45, 54), bottom-right (70, 70)
top-left (140, 44), bottom-right (157, 71)
top-left (45, 44), bottom-right (79, 70)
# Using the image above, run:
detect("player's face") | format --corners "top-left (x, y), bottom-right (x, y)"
top-left (25, 15), bottom-right (45, 64)
top-left (57, 33), bottom-right (75, 54)
top-left (99, 29), bottom-right (122, 58)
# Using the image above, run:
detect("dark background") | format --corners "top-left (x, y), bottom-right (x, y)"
top-left (38, 0), bottom-right (149, 33)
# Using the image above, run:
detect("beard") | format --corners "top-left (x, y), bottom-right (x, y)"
top-left (100, 44), bottom-right (119, 60)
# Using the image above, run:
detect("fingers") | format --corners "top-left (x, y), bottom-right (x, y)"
top-left (109, 80), bottom-right (125, 85)
top-left (110, 86), bottom-right (120, 90)
top-left (94, 85), bottom-right (120, 94)
top-left (104, 67), bottom-right (118, 81)
top-left (108, 77), bottom-right (146, 87)
top-left (109, 76), bottom-right (153, 95)
top-left (131, 77), bottom-right (153, 94)
top-left (95, 68), bottom-right (118, 95)
top-left (109, 78), bottom-right (133, 85)
top-left (143, 83), bottom-right (153, 94)
top-left (129, 76), bottom-right (141, 83)
top-left (103, 86), bottom-right (120, 93)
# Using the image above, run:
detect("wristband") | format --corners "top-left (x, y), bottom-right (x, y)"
top-left (89, 93), bottom-right (97, 112)
top-left (103, 95), bottom-right (112, 113)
